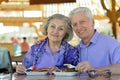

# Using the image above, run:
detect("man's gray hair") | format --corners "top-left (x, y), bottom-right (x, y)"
top-left (69, 7), bottom-right (93, 20)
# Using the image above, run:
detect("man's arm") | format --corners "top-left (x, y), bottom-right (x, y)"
top-left (96, 63), bottom-right (120, 74)
top-left (76, 61), bottom-right (120, 74)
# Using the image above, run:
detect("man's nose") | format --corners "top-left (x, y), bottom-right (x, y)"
top-left (76, 24), bottom-right (81, 30)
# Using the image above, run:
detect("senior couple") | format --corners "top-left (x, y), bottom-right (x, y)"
top-left (16, 7), bottom-right (120, 75)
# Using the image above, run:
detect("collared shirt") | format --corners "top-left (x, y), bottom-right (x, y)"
top-left (78, 30), bottom-right (120, 68)
top-left (22, 38), bottom-right (79, 70)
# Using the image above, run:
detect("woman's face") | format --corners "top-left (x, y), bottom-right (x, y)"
top-left (47, 19), bottom-right (67, 42)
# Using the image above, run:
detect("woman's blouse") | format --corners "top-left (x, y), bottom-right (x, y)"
top-left (22, 38), bottom-right (79, 70)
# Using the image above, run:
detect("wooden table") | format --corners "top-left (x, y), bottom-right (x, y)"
top-left (12, 54), bottom-right (25, 65)
top-left (1, 73), bottom-right (120, 80)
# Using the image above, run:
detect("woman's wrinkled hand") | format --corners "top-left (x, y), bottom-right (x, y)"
top-left (16, 64), bottom-right (26, 75)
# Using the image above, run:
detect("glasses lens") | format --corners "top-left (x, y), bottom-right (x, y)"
top-left (103, 69), bottom-right (111, 78)
top-left (88, 70), bottom-right (98, 78)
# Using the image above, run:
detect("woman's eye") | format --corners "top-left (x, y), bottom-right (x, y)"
top-left (51, 25), bottom-right (55, 28)
top-left (59, 28), bottom-right (64, 30)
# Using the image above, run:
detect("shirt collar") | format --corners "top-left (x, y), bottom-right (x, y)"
top-left (45, 38), bottom-right (66, 55)
top-left (80, 30), bottom-right (100, 48)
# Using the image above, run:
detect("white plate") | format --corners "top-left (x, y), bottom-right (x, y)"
top-left (26, 72), bottom-right (48, 76)
top-left (53, 72), bottom-right (78, 76)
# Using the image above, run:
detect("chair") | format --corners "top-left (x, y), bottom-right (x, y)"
top-left (0, 43), bottom-right (23, 65)
top-left (0, 47), bottom-right (14, 73)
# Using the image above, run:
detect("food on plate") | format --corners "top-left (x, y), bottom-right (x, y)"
top-left (57, 68), bottom-right (77, 72)
top-left (33, 68), bottom-right (49, 72)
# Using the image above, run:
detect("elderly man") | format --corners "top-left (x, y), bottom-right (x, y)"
top-left (69, 7), bottom-right (120, 74)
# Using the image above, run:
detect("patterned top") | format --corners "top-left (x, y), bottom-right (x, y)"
top-left (22, 38), bottom-right (79, 70)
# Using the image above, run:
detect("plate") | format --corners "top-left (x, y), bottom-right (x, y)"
top-left (53, 72), bottom-right (79, 76)
top-left (26, 72), bottom-right (48, 76)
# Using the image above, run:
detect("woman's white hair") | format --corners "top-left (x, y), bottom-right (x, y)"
top-left (42, 14), bottom-right (73, 42)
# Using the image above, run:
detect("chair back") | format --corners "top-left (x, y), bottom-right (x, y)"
top-left (0, 47), bottom-right (14, 73)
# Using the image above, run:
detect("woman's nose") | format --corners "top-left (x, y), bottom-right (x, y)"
top-left (53, 28), bottom-right (59, 33)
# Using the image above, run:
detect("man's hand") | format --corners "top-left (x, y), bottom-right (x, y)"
top-left (34, 40), bottom-right (42, 44)
top-left (48, 66), bottom-right (60, 75)
top-left (75, 61), bottom-right (93, 73)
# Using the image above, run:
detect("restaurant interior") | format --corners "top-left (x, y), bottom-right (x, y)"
top-left (0, 0), bottom-right (120, 79)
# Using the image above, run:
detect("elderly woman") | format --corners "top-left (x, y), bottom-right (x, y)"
top-left (16, 14), bottom-right (79, 74)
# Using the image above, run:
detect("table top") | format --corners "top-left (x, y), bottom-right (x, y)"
top-left (12, 53), bottom-right (25, 62)
top-left (1, 73), bottom-right (120, 80)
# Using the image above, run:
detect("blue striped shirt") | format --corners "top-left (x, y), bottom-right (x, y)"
top-left (78, 30), bottom-right (120, 68)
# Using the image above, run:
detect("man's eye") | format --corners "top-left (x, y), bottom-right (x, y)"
top-left (80, 21), bottom-right (86, 24)
top-left (73, 23), bottom-right (77, 27)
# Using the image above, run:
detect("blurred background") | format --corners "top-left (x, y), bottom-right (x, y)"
top-left (0, 0), bottom-right (120, 70)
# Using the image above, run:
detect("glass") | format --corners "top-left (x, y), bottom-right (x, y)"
top-left (103, 69), bottom-right (111, 78)
top-left (87, 70), bottom-right (99, 78)
top-left (0, 73), bottom-right (10, 79)
top-left (87, 69), bottom-right (111, 78)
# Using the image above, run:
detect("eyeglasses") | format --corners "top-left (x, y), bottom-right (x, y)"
top-left (87, 69), bottom-right (111, 78)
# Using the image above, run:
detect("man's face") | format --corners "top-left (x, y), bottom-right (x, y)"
top-left (71, 12), bottom-right (94, 40)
